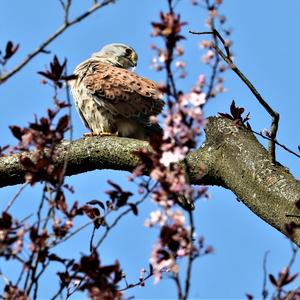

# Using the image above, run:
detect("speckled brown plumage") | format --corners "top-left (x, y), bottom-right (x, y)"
top-left (70, 43), bottom-right (164, 140)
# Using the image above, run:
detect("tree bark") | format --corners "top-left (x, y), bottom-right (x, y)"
top-left (1, 116), bottom-right (300, 245)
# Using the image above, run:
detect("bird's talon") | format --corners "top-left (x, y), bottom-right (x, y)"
top-left (84, 131), bottom-right (118, 137)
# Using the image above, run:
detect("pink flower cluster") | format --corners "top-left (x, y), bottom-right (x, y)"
top-left (146, 209), bottom-right (194, 283)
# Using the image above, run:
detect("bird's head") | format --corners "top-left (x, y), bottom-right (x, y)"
top-left (92, 43), bottom-right (138, 70)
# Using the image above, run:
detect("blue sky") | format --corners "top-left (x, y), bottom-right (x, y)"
top-left (1, 0), bottom-right (300, 299)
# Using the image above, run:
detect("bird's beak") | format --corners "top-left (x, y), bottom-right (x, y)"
top-left (129, 52), bottom-right (138, 67)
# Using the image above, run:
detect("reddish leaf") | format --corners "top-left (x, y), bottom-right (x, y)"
top-left (20, 156), bottom-right (36, 170)
top-left (3, 41), bottom-right (20, 60)
top-left (218, 112), bottom-right (233, 120)
top-left (9, 125), bottom-right (24, 140)
top-left (48, 253), bottom-right (66, 263)
top-left (38, 55), bottom-right (68, 88)
top-left (87, 200), bottom-right (105, 211)
top-left (269, 274), bottom-right (278, 287)
top-left (0, 212), bottom-right (12, 230)
top-left (129, 203), bottom-right (138, 216)
top-left (61, 74), bottom-right (78, 81)
top-left (29, 227), bottom-right (38, 243)
top-left (56, 115), bottom-right (69, 132)
top-left (284, 272), bottom-right (298, 286)
top-left (107, 180), bottom-right (123, 192)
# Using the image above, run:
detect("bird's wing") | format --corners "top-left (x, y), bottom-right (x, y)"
top-left (83, 63), bottom-right (164, 119)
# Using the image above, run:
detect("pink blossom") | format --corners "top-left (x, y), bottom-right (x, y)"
top-left (201, 50), bottom-right (215, 64)
top-left (168, 210), bottom-right (185, 225)
top-left (66, 219), bottom-right (73, 229)
top-left (175, 60), bottom-right (186, 69)
top-left (175, 46), bottom-right (184, 56)
top-left (159, 52), bottom-right (167, 63)
top-left (144, 210), bottom-right (168, 227)
top-left (159, 146), bottom-right (187, 167)
top-left (177, 248), bottom-right (187, 257)
top-left (150, 167), bottom-right (165, 181)
top-left (215, 83), bottom-right (226, 93)
top-left (219, 15), bottom-right (226, 24)
top-left (197, 74), bottom-right (206, 86)
top-left (189, 92), bottom-right (206, 106)
top-left (199, 40), bottom-right (213, 49)
top-left (262, 128), bottom-right (270, 137)
top-left (150, 244), bottom-right (178, 284)
top-left (151, 57), bottom-right (163, 71)
top-left (187, 106), bottom-right (203, 119)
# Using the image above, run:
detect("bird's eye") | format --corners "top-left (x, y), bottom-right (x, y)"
top-left (125, 48), bottom-right (132, 56)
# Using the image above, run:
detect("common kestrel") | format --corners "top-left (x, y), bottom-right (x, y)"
top-left (70, 43), bottom-right (164, 140)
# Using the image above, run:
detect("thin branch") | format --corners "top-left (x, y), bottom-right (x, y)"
top-left (32, 261), bottom-right (50, 300)
top-left (50, 217), bottom-right (97, 248)
top-left (203, 0), bottom-right (221, 102)
top-left (94, 185), bottom-right (155, 249)
top-left (287, 241), bottom-right (298, 270)
top-left (50, 285), bottom-right (65, 300)
top-left (172, 273), bottom-right (184, 300)
top-left (0, 269), bottom-right (10, 286)
top-left (4, 182), bottom-right (28, 212)
top-left (95, 208), bottom-right (132, 248)
top-left (183, 210), bottom-right (195, 300)
top-left (58, 0), bottom-right (66, 10)
top-left (262, 251), bottom-right (269, 300)
top-left (190, 29), bottom-right (280, 163)
top-left (250, 128), bottom-right (300, 159)
top-left (89, 226), bottom-right (97, 252)
top-left (0, 0), bottom-right (116, 84)
top-left (64, 0), bottom-right (72, 24)
top-left (118, 269), bottom-right (153, 292)
top-left (51, 182), bottom-right (154, 250)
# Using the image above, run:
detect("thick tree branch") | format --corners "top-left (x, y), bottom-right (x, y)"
top-left (1, 117), bottom-right (300, 245)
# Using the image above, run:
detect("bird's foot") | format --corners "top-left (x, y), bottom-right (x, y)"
top-left (84, 131), bottom-right (118, 137)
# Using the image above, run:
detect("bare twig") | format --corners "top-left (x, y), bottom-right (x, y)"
top-left (118, 269), bottom-right (153, 292)
top-left (50, 182), bottom-right (156, 251)
top-left (250, 128), bottom-right (300, 159)
top-left (94, 184), bottom-right (155, 249)
top-left (4, 182), bottom-right (28, 212)
top-left (272, 242), bottom-right (299, 299)
top-left (203, 0), bottom-right (221, 101)
top-left (287, 241), bottom-right (298, 270)
top-left (190, 29), bottom-right (280, 163)
top-left (183, 210), bottom-right (195, 300)
top-left (51, 218), bottom-right (94, 248)
top-left (262, 251), bottom-right (269, 300)
top-left (32, 261), bottom-right (50, 300)
top-left (0, 0), bottom-right (116, 84)
top-left (89, 226), bottom-right (97, 252)
top-left (172, 273), bottom-right (184, 300)
top-left (50, 285), bottom-right (64, 300)
top-left (0, 269), bottom-right (10, 286)
top-left (64, 0), bottom-right (72, 24)
top-left (58, 0), bottom-right (66, 10)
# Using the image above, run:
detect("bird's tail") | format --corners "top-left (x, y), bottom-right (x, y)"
top-left (146, 123), bottom-right (163, 137)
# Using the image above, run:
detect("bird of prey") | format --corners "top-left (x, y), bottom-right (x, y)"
top-left (70, 43), bottom-right (164, 141)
